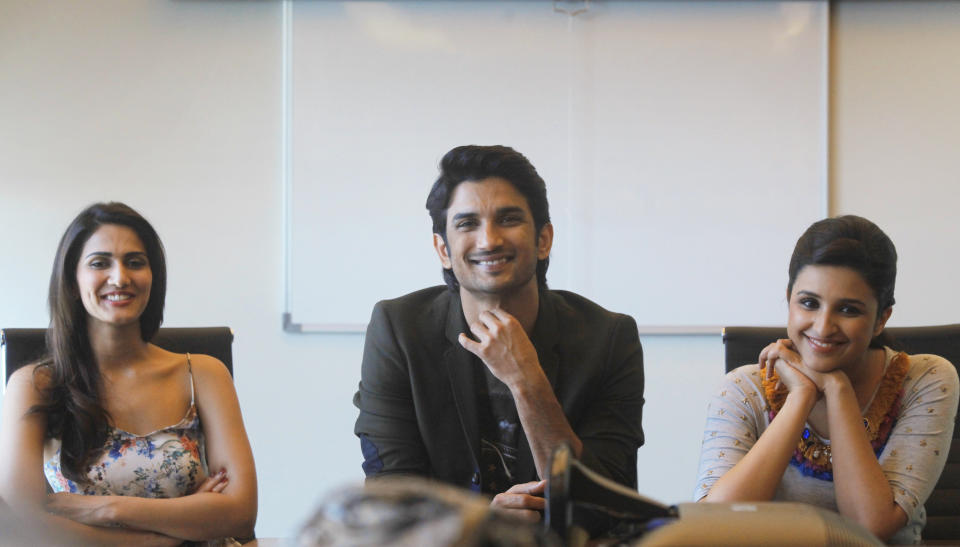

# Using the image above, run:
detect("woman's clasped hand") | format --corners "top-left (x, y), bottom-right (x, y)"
top-left (696, 215), bottom-right (959, 544)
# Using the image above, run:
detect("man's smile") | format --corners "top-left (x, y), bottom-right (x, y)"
top-left (469, 252), bottom-right (514, 270)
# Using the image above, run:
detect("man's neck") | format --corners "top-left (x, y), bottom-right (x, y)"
top-left (460, 281), bottom-right (540, 335)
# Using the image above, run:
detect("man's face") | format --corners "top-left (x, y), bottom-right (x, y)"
top-left (434, 177), bottom-right (552, 298)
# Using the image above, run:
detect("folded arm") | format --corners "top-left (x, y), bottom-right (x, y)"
top-left (461, 310), bottom-right (644, 486)
top-left (354, 302), bottom-right (430, 478)
top-left (0, 366), bottom-right (181, 546)
top-left (698, 342), bottom-right (818, 502)
top-left (701, 381), bottom-right (816, 502)
top-left (831, 355), bottom-right (958, 541)
top-left (85, 354), bottom-right (258, 540)
top-left (572, 314), bottom-right (645, 488)
top-left (823, 372), bottom-right (905, 540)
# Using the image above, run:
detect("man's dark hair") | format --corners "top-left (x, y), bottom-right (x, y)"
top-left (425, 145), bottom-right (551, 291)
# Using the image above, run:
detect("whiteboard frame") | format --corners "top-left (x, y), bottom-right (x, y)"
top-left (280, 0), bottom-right (832, 335)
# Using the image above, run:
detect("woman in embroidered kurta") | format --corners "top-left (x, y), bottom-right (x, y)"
top-left (695, 216), bottom-right (959, 544)
top-left (0, 203), bottom-right (257, 546)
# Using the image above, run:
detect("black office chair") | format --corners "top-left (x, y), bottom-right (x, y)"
top-left (722, 324), bottom-right (960, 543)
top-left (1, 327), bottom-right (234, 388)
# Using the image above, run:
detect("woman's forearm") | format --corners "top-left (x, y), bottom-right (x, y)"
top-left (106, 355), bottom-right (258, 541)
top-left (825, 377), bottom-right (906, 540)
top-left (14, 505), bottom-right (180, 547)
top-left (704, 388), bottom-right (817, 502)
top-left (108, 490), bottom-right (256, 541)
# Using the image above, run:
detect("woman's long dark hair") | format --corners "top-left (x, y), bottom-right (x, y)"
top-left (32, 202), bottom-right (166, 482)
top-left (787, 215), bottom-right (897, 349)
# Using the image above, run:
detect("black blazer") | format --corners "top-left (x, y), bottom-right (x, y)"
top-left (353, 286), bottom-right (645, 492)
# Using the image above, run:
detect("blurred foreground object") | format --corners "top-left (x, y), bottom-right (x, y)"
top-left (545, 443), bottom-right (671, 544)
top-left (0, 503), bottom-right (58, 546)
top-left (545, 444), bottom-right (882, 547)
top-left (298, 478), bottom-right (557, 547)
top-left (637, 502), bottom-right (883, 547)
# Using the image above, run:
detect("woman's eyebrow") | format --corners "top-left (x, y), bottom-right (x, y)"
top-left (82, 251), bottom-right (147, 259)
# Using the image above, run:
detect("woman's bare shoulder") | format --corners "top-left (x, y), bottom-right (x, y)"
top-left (145, 345), bottom-right (228, 376)
top-left (4, 364), bottom-right (54, 411)
top-left (174, 353), bottom-right (234, 396)
top-left (7, 363), bottom-right (52, 391)
top-left (184, 353), bottom-right (231, 377)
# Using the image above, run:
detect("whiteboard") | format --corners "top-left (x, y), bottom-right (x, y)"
top-left (831, 2), bottom-right (960, 328)
top-left (287, 1), bottom-right (827, 331)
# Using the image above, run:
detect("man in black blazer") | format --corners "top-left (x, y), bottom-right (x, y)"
top-left (354, 145), bottom-right (644, 522)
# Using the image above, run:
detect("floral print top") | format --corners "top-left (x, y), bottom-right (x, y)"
top-left (44, 356), bottom-right (207, 498)
top-left (695, 349), bottom-right (959, 544)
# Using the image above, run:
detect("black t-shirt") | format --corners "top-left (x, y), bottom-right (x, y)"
top-left (475, 361), bottom-right (521, 495)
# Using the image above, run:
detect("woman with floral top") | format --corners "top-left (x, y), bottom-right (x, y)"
top-left (0, 202), bottom-right (256, 546)
top-left (696, 215), bottom-right (958, 544)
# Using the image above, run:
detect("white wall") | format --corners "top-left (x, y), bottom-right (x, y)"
top-left (287, 1), bottom-right (826, 329)
top-left (831, 1), bottom-right (960, 327)
top-left (0, 2), bottom-right (721, 536)
top-left (2, 0), bottom-right (958, 539)
top-left (0, 1), bottom-right (363, 537)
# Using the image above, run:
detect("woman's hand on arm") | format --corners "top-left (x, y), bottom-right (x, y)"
top-left (0, 367), bottom-right (181, 547)
top-left (702, 342), bottom-right (818, 502)
top-left (760, 340), bottom-right (825, 392)
top-left (45, 470), bottom-right (229, 526)
top-left (767, 346), bottom-right (907, 540)
top-left (821, 372), bottom-right (907, 541)
top-left (93, 355), bottom-right (258, 541)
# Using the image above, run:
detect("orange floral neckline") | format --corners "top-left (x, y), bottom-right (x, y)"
top-left (761, 351), bottom-right (909, 480)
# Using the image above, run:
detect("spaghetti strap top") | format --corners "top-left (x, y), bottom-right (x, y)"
top-left (44, 354), bottom-right (209, 497)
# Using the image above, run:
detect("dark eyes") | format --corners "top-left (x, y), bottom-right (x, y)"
top-left (86, 257), bottom-right (148, 269)
top-left (454, 215), bottom-right (524, 230)
top-left (796, 297), bottom-right (862, 315)
top-left (838, 304), bottom-right (863, 315)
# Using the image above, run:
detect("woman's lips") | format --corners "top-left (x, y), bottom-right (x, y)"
top-left (805, 334), bottom-right (844, 353)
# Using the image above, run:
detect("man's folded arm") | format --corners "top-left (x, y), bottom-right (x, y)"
top-left (574, 314), bottom-right (645, 489)
top-left (354, 301), bottom-right (429, 478)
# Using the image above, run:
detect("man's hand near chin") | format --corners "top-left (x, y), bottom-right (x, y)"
top-left (490, 480), bottom-right (546, 522)
top-left (459, 307), bottom-right (583, 478)
top-left (458, 307), bottom-right (542, 389)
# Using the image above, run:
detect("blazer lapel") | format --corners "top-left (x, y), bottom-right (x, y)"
top-left (443, 292), bottom-right (481, 468)
top-left (531, 291), bottom-right (561, 393)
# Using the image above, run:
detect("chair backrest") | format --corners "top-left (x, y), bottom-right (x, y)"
top-left (1, 327), bottom-right (234, 389)
top-left (722, 324), bottom-right (960, 542)
top-left (722, 325), bottom-right (960, 374)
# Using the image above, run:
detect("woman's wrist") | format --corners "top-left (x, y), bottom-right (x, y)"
top-left (784, 385), bottom-right (818, 412)
top-left (100, 496), bottom-right (123, 527)
top-left (822, 372), bottom-right (853, 399)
